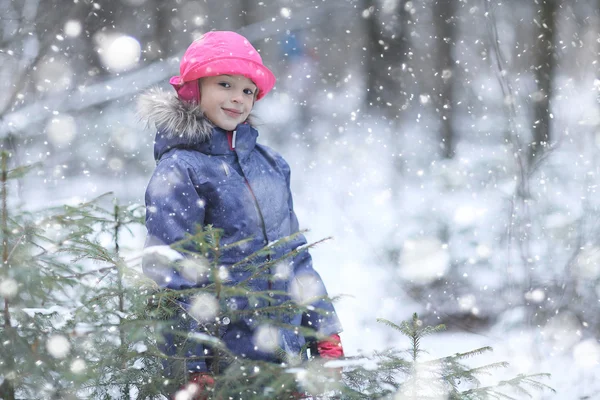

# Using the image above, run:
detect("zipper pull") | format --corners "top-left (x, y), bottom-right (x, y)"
top-left (232, 130), bottom-right (237, 149)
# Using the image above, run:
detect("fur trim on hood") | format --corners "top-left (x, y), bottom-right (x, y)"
top-left (137, 87), bottom-right (214, 142)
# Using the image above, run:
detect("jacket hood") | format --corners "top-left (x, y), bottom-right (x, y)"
top-left (137, 87), bottom-right (214, 143)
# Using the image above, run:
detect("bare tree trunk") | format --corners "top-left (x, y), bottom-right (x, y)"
top-left (0, 151), bottom-right (14, 400)
top-left (530, 0), bottom-right (559, 162)
top-left (432, 0), bottom-right (458, 159)
top-left (82, 0), bottom-right (119, 76)
top-left (394, 1), bottom-right (413, 113)
top-left (598, 0), bottom-right (600, 118)
top-left (154, 0), bottom-right (174, 58)
top-left (363, 0), bottom-right (382, 109)
top-left (361, 0), bottom-right (411, 115)
top-left (238, 0), bottom-right (254, 27)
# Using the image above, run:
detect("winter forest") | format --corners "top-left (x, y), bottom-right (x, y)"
top-left (1, 0), bottom-right (599, 398)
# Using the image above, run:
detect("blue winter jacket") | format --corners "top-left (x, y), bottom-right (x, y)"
top-left (138, 88), bottom-right (342, 373)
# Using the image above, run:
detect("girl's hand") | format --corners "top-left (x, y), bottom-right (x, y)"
top-left (317, 334), bottom-right (344, 381)
top-left (317, 333), bottom-right (344, 359)
top-left (173, 372), bottom-right (215, 400)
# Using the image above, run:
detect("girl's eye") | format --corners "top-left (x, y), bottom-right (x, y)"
top-left (218, 82), bottom-right (231, 88)
top-left (243, 88), bottom-right (255, 95)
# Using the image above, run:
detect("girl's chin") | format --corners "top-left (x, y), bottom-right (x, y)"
top-left (215, 122), bottom-right (238, 131)
top-left (206, 116), bottom-right (237, 131)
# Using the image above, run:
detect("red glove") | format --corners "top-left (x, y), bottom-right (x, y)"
top-left (317, 334), bottom-right (344, 381)
top-left (173, 372), bottom-right (215, 400)
top-left (317, 333), bottom-right (344, 359)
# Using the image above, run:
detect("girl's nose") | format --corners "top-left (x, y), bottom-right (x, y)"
top-left (231, 91), bottom-right (243, 103)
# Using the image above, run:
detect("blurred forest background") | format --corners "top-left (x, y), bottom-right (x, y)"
top-left (1, 0), bottom-right (600, 397)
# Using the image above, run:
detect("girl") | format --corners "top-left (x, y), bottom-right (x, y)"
top-left (138, 31), bottom-right (343, 398)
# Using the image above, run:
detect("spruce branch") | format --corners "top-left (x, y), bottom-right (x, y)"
top-left (238, 236), bottom-right (332, 285)
top-left (1, 151), bottom-right (12, 330)
top-left (229, 230), bottom-right (309, 269)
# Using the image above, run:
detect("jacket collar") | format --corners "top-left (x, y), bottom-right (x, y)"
top-left (137, 87), bottom-right (258, 161)
top-left (195, 123), bottom-right (258, 161)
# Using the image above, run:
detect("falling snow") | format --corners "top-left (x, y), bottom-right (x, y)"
top-left (64, 20), bottom-right (82, 38)
top-left (252, 324), bottom-right (279, 353)
top-left (0, 278), bottom-right (18, 299)
top-left (1, 0), bottom-right (599, 397)
top-left (97, 34), bottom-right (141, 73)
top-left (70, 359), bottom-right (87, 374)
top-left (46, 334), bottom-right (71, 359)
top-left (46, 115), bottom-right (76, 146)
top-left (189, 293), bottom-right (219, 323)
top-left (399, 238), bottom-right (450, 284)
top-left (289, 274), bottom-right (326, 305)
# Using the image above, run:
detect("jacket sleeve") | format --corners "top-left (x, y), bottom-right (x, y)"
top-left (143, 156), bottom-right (207, 290)
top-left (144, 155), bottom-right (212, 374)
top-left (278, 156), bottom-right (343, 337)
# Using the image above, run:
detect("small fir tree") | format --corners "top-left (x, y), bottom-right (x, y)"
top-left (342, 313), bottom-right (555, 399)
top-left (0, 151), bottom-right (124, 399)
top-left (0, 151), bottom-right (163, 399)
top-left (141, 225), bottom-right (339, 399)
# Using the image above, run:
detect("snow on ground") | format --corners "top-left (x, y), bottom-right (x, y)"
top-left (256, 81), bottom-right (600, 397)
top-left (292, 136), bottom-right (600, 398)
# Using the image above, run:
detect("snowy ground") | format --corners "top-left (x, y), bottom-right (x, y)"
top-left (293, 141), bottom-right (600, 399)
top-left (254, 83), bottom-right (600, 398)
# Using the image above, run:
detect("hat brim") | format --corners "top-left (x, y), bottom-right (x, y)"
top-left (184, 57), bottom-right (276, 101)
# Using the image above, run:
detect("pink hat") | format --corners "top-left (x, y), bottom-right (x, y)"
top-left (169, 31), bottom-right (276, 103)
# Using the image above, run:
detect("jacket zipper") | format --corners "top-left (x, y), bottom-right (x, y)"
top-left (227, 131), bottom-right (273, 297)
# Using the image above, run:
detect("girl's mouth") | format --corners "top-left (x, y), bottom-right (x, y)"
top-left (223, 108), bottom-right (242, 118)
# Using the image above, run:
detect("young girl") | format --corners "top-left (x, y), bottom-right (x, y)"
top-left (138, 31), bottom-right (343, 398)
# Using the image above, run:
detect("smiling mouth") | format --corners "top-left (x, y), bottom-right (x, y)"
top-left (223, 108), bottom-right (242, 117)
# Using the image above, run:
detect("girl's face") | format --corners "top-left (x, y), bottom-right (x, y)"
top-left (199, 75), bottom-right (257, 131)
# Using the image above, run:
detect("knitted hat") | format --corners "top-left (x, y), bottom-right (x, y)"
top-left (169, 31), bottom-right (276, 103)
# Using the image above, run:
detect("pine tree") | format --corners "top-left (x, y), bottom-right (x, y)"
top-left (342, 313), bottom-right (555, 399)
top-left (0, 151), bottom-right (163, 399)
top-left (0, 151), bottom-right (126, 399)
top-left (68, 199), bottom-right (167, 399)
top-left (143, 225), bottom-right (339, 399)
